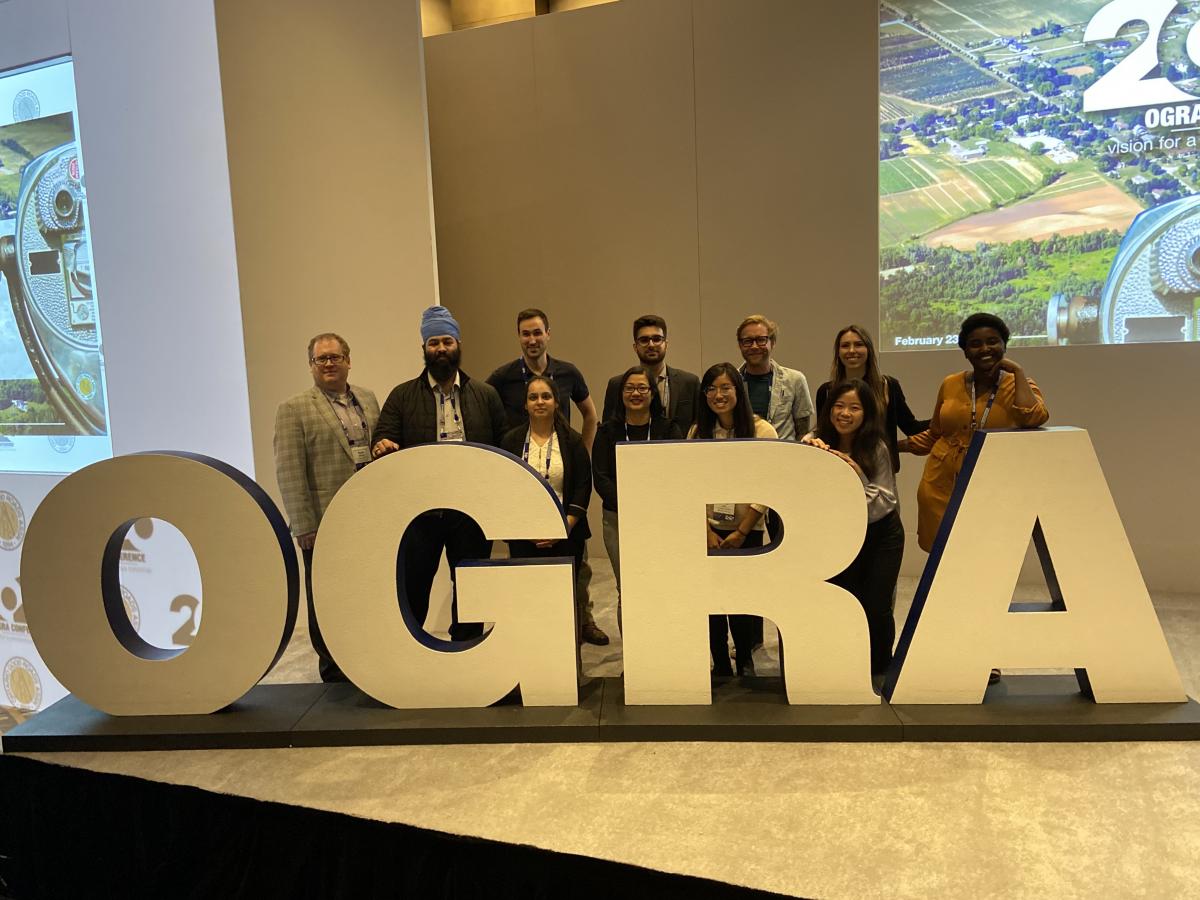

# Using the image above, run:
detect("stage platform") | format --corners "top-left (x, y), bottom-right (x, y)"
top-left (6, 576), bottom-right (1200, 898)
top-left (6, 674), bottom-right (1200, 752)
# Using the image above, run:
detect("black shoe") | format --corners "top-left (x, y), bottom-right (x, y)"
top-left (581, 623), bottom-right (610, 646)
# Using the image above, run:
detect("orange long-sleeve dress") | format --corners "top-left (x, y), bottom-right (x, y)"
top-left (908, 371), bottom-right (1049, 551)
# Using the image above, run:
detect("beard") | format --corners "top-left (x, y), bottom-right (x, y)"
top-left (424, 345), bottom-right (462, 382)
top-left (636, 347), bottom-right (663, 366)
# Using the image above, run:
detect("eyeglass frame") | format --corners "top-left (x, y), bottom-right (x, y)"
top-left (311, 353), bottom-right (347, 366)
top-left (703, 384), bottom-right (738, 396)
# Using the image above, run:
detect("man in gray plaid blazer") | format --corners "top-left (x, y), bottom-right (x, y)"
top-left (274, 332), bottom-right (380, 681)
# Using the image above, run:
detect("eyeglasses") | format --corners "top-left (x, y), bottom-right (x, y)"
top-left (311, 354), bottom-right (346, 366)
top-left (738, 336), bottom-right (771, 348)
top-left (622, 385), bottom-right (652, 395)
top-left (635, 335), bottom-right (665, 346)
top-left (703, 385), bottom-right (737, 396)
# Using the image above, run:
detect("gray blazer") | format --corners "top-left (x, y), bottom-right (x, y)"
top-left (273, 383), bottom-right (380, 537)
top-left (603, 365), bottom-right (700, 436)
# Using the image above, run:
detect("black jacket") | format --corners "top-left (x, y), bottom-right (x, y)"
top-left (602, 366), bottom-right (700, 438)
top-left (815, 375), bottom-right (929, 473)
top-left (374, 370), bottom-right (507, 449)
top-left (500, 422), bottom-right (592, 540)
top-left (592, 417), bottom-right (683, 512)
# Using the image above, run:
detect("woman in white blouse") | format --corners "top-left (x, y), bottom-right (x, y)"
top-left (688, 362), bottom-right (777, 677)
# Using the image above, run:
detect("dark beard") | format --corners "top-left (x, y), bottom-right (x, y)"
top-left (424, 346), bottom-right (462, 383)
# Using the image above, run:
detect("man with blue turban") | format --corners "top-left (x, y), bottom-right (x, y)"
top-left (372, 305), bottom-right (506, 640)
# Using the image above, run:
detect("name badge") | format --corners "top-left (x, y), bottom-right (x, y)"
top-left (350, 444), bottom-right (371, 465)
top-left (711, 502), bottom-right (736, 523)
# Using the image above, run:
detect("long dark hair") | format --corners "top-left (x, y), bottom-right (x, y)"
top-left (525, 375), bottom-right (570, 432)
top-left (693, 362), bottom-right (756, 439)
top-left (612, 365), bottom-right (665, 423)
top-left (813, 379), bottom-right (885, 479)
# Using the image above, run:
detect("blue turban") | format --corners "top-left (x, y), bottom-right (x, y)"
top-left (420, 305), bottom-right (460, 343)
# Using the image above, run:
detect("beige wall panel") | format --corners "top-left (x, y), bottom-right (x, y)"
top-left (424, 18), bottom-right (541, 373)
top-left (216, 0), bottom-right (438, 505)
top-left (427, 0), bottom-right (701, 385)
top-left (531, 0), bottom-right (701, 378)
top-left (691, 0), bottom-right (878, 377)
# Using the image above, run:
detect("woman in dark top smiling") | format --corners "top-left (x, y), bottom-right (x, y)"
top-left (593, 366), bottom-right (683, 623)
top-left (814, 324), bottom-right (928, 473)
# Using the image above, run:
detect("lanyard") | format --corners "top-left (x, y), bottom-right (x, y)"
top-left (969, 373), bottom-right (1001, 433)
top-left (522, 429), bottom-right (555, 480)
top-left (437, 389), bottom-right (460, 439)
top-left (521, 358), bottom-right (553, 382)
top-left (325, 391), bottom-right (368, 444)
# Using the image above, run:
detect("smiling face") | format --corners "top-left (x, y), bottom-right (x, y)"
top-left (963, 326), bottom-right (1006, 376)
top-left (704, 372), bottom-right (738, 418)
top-left (837, 330), bottom-right (868, 373)
top-left (737, 323), bottom-right (773, 368)
top-left (519, 316), bottom-right (549, 363)
top-left (525, 378), bottom-right (557, 424)
top-left (830, 388), bottom-right (865, 439)
top-left (310, 337), bottom-right (350, 393)
top-left (622, 373), bottom-right (653, 414)
top-left (634, 325), bottom-right (667, 366)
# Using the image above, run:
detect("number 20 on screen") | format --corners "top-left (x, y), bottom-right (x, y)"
top-left (1083, 0), bottom-right (1200, 113)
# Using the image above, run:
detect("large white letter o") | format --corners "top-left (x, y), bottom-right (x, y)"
top-left (21, 453), bottom-right (298, 715)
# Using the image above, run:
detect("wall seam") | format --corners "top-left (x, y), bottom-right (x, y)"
top-left (690, 0), bottom-right (703, 367)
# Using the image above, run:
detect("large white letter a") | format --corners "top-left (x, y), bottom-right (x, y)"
top-left (887, 427), bottom-right (1186, 704)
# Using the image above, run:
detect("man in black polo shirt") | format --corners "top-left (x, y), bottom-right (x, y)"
top-left (486, 308), bottom-right (599, 447)
top-left (487, 308), bottom-right (607, 645)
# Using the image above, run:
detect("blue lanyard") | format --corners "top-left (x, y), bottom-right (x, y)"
top-left (969, 373), bottom-right (1001, 433)
top-left (438, 389), bottom-right (460, 439)
top-left (522, 429), bottom-right (555, 480)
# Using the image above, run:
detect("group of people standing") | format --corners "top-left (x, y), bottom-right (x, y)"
top-left (274, 303), bottom-right (1048, 686)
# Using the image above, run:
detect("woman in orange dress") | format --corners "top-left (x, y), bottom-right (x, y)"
top-left (903, 313), bottom-right (1049, 553)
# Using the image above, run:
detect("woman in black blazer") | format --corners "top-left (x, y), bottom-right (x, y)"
top-left (500, 375), bottom-right (592, 575)
top-left (593, 365), bottom-right (683, 609)
top-left (813, 324), bottom-right (928, 473)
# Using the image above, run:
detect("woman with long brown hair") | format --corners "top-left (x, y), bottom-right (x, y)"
top-left (814, 324), bottom-right (927, 473)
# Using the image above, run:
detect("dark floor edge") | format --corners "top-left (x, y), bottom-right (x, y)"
top-left (0, 755), bottom-right (791, 900)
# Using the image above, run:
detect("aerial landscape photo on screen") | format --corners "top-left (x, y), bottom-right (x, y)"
top-left (880, 0), bottom-right (1200, 349)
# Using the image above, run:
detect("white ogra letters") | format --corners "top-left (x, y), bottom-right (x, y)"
top-left (21, 453), bottom-right (298, 715)
top-left (887, 427), bottom-right (1185, 704)
top-left (618, 439), bottom-right (878, 705)
top-left (312, 443), bottom-right (578, 708)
